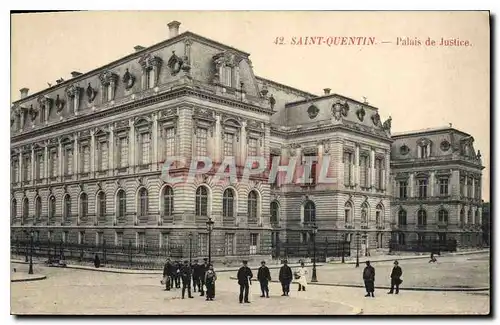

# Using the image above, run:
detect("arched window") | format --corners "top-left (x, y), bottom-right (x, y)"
top-left (80, 193), bottom-right (88, 219)
top-left (397, 233), bottom-right (406, 245)
top-left (344, 201), bottom-right (353, 223)
top-left (11, 199), bottom-right (17, 223)
top-left (398, 209), bottom-right (407, 225)
top-left (49, 196), bottom-right (56, 221)
top-left (460, 208), bottom-right (465, 225)
top-left (222, 188), bottom-right (235, 218)
top-left (376, 204), bottom-right (383, 226)
top-left (22, 197), bottom-right (29, 224)
top-left (270, 201), bottom-right (279, 224)
top-left (248, 191), bottom-right (258, 222)
top-left (138, 188), bottom-right (148, 216)
top-left (304, 200), bottom-right (316, 224)
top-left (361, 203), bottom-right (368, 223)
top-left (97, 192), bottom-right (106, 218)
top-left (63, 195), bottom-right (71, 222)
top-left (195, 186), bottom-right (208, 216)
top-left (162, 186), bottom-right (174, 216)
top-left (35, 196), bottom-right (42, 222)
top-left (438, 209), bottom-right (448, 224)
top-left (417, 209), bottom-right (427, 226)
top-left (467, 209), bottom-right (472, 224)
top-left (117, 190), bottom-right (126, 219)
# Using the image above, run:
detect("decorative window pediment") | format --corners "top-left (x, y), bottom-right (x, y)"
top-left (415, 171), bottom-right (430, 179)
top-left (134, 117), bottom-right (153, 131)
top-left (223, 118), bottom-right (242, 128)
top-left (65, 84), bottom-right (83, 114)
top-left (139, 53), bottom-right (162, 89)
top-left (417, 138), bottom-right (432, 147)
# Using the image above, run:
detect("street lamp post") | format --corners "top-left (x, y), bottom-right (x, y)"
top-left (206, 218), bottom-right (214, 265)
top-left (188, 232), bottom-right (193, 264)
top-left (24, 231), bottom-right (28, 262)
top-left (341, 234), bottom-right (345, 264)
top-left (311, 223), bottom-right (318, 282)
top-left (28, 230), bottom-right (34, 275)
top-left (355, 232), bottom-right (360, 268)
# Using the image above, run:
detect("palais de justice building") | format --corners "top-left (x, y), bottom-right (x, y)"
top-left (10, 21), bottom-right (484, 259)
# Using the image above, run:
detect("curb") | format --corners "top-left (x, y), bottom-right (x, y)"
top-left (228, 277), bottom-right (490, 292)
top-left (10, 260), bottom-right (323, 275)
top-left (11, 275), bottom-right (47, 283)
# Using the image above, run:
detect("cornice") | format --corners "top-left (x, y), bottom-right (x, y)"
top-left (11, 86), bottom-right (273, 143)
top-left (255, 76), bottom-right (317, 99)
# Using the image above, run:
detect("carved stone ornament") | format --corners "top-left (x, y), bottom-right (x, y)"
top-left (321, 139), bottom-right (331, 153)
top-left (307, 105), bottom-right (319, 119)
top-left (260, 83), bottom-right (269, 97)
top-left (167, 51), bottom-right (184, 76)
top-left (10, 110), bottom-right (16, 126)
top-left (400, 145), bottom-right (410, 155)
top-left (99, 70), bottom-right (118, 86)
top-left (269, 94), bottom-right (276, 110)
top-left (122, 68), bottom-right (135, 90)
top-left (331, 100), bottom-right (346, 121)
top-left (382, 116), bottom-right (392, 131)
top-left (55, 94), bottom-right (65, 113)
top-left (477, 150), bottom-right (482, 160)
top-left (86, 83), bottom-right (97, 103)
top-left (440, 140), bottom-right (451, 151)
top-left (371, 112), bottom-right (381, 126)
top-left (356, 106), bottom-right (366, 121)
top-left (29, 104), bottom-right (38, 121)
top-left (38, 95), bottom-right (53, 113)
top-left (66, 84), bottom-right (81, 98)
top-left (139, 52), bottom-right (163, 71)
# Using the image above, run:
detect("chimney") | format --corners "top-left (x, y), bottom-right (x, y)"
top-left (71, 71), bottom-right (82, 78)
top-left (20, 88), bottom-right (29, 99)
top-left (134, 45), bottom-right (145, 52)
top-left (167, 21), bottom-right (181, 38)
top-left (323, 88), bottom-right (331, 95)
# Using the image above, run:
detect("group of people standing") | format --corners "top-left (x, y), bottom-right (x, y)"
top-left (162, 258), bottom-right (217, 301)
top-left (236, 259), bottom-right (310, 302)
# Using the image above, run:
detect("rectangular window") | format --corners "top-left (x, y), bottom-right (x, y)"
top-left (248, 138), bottom-right (258, 157)
top-left (360, 155), bottom-right (369, 188)
top-left (164, 127), bottom-right (175, 158)
top-left (344, 209), bottom-right (350, 223)
top-left (302, 153), bottom-right (317, 184)
top-left (160, 233), bottom-right (169, 249)
top-left (222, 66), bottom-right (232, 87)
top-left (23, 156), bottom-right (31, 181)
top-left (64, 148), bottom-right (73, 175)
top-left (12, 159), bottom-right (18, 183)
top-left (115, 232), bottom-right (123, 246)
top-left (36, 153), bottom-right (44, 179)
top-left (460, 177), bottom-right (465, 196)
top-left (250, 233), bottom-right (258, 255)
top-left (136, 232), bottom-right (145, 248)
top-left (475, 180), bottom-right (481, 200)
top-left (119, 137), bottom-right (128, 168)
top-left (467, 179), bottom-right (473, 198)
top-left (98, 141), bottom-right (108, 171)
top-left (198, 233), bottom-right (208, 256)
top-left (140, 133), bottom-right (150, 165)
top-left (96, 232), bottom-right (104, 246)
top-left (418, 179), bottom-right (428, 198)
top-left (196, 128), bottom-right (208, 157)
top-left (51, 151), bottom-right (58, 177)
top-left (146, 70), bottom-right (155, 89)
top-left (343, 151), bottom-right (353, 185)
top-left (106, 85), bottom-right (113, 101)
top-left (374, 158), bottom-right (383, 189)
top-left (399, 181), bottom-right (408, 198)
top-left (82, 145), bottom-right (90, 173)
top-left (439, 178), bottom-right (449, 196)
top-left (225, 233), bottom-right (235, 256)
top-left (224, 133), bottom-right (234, 157)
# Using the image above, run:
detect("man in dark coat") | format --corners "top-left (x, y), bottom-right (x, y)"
top-left (163, 258), bottom-right (173, 291)
top-left (257, 260), bottom-right (271, 298)
top-left (388, 260), bottom-right (403, 294)
top-left (191, 259), bottom-right (201, 293)
top-left (199, 258), bottom-right (208, 296)
top-left (180, 260), bottom-right (194, 299)
top-left (363, 260), bottom-right (376, 297)
top-left (93, 254), bottom-right (100, 268)
top-left (237, 260), bottom-right (253, 303)
top-left (278, 259), bottom-right (293, 296)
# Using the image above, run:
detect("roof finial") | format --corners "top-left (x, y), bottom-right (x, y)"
top-left (362, 96), bottom-right (368, 104)
top-left (449, 123), bottom-right (452, 127)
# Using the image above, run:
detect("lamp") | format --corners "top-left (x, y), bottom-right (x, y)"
top-left (206, 218), bottom-right (215, 265)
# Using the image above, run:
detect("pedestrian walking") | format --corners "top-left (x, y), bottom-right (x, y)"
top-left (295, 262), bottom-right (308, 292)
top-left (279, 259), bottom-right (293, 296)
top-left (363, 260), bottom-right (375, 297)
top-left (387, 260), bottom-right (403, 295)
top-left (237, 260), bottom-right (253, 303)
top-left (191, 259), bottom-right (201, 293)
top-left (205, 264), bottom-right (217, 301)
top-left (199, 258), bottom-right (208, 296)
top-left (257, 260), bottom-right (271, 298)
top-left (93, 254), bottom-right (100, 268)
top-left (180, 260), bottom-right (194, 299)
top-left (429, 252), bottom-right (437, 263)
top-left (162, 258), bottom-right (173, 291)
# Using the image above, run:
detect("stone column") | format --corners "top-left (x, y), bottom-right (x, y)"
top-left (44, 145), bottom-right (49, 180)
top-left (471, 178), bottom-right (475, 199)
top-left (214, 115), bottom-right (222, 164)
top-left (18, 152), bottom-right (22, 182)
top-left (58, 139), bottom-right (63, 179)
top-left (31, 146), bottom-right (35, 182)
top-left (109, 125), bottom-right (115, 171)
top-left (409, 173), bottom-right (414, 197)
top-left (355, 145), bottom-right (360, 189)
top-left (370, 148), bottom-right (375, 189)
top-left (152, 113), bottom-right (158, 171)
top-left (239, 121), bottom-right (247, 167)
top-left (464, 175), bottom-right (468, 197)
top-left (430, 171), bottom-right (435, 197)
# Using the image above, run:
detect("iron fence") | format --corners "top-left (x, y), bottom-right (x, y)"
top-left (272, 239), bottom-right (351, 262)
top-left (388, 238), bottom-right (458, 253)
top-left (11, 239), bottom-right (184, 269)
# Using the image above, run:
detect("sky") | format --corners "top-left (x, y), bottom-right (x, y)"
top-left (10, 11), bottom-right (490, 200)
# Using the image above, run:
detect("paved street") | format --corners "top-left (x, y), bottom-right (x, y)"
top-left (11, 255), bottom-right (490, 315)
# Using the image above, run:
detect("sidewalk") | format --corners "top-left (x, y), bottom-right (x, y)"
top-left (11, 272), bottom-right (47, 283)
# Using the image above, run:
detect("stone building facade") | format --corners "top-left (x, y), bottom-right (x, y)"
top-left (10, 21), bottom-right (484, 260)
top-left (390, 127), bottom-right (484, 248)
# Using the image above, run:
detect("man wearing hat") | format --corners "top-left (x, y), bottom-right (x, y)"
top-left (278, 259), bottom-right (293, 296)
top-left (363, 260), bottom-right (376, 297)
top-left (199, 258), bottom-right (209, 296)
top-left (257, 260), bottom-right (271, 298)
top-left (180, 260), bottom-right (194, 299)
top-left (388, 260), bottom-right (403, 294)
top-left (162, 258), bottom-right (173, 291)
top-left (191, 259), bottom-right (201, 293)
top-left (237, 260), bottom-right (253, 303)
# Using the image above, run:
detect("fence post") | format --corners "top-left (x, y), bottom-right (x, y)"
top-left (103, 239), bottom-right (107, 265)
top-left (128, 240), bottom-right (132, 267)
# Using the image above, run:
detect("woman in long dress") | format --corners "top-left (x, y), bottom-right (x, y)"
top-left (295, 262), bottom-right (308, 292)
top-left (205, 264), bottom-right (217, 301)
